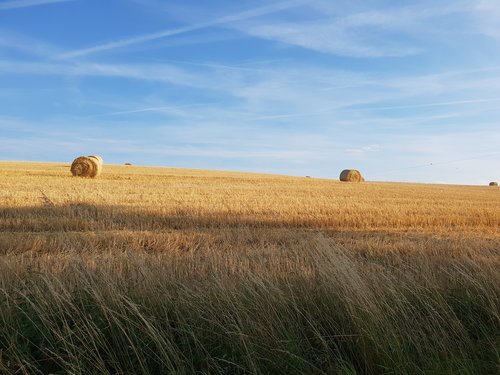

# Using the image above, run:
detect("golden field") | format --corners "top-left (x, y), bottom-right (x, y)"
top-left (0, 161), bottom-right (499, 374)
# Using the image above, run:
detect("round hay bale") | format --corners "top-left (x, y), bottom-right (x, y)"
top-left (339, 169), bottom-right (363, 182)
top-left (489, 181), bottom-right (498, 186)
top-left (70, 156), bottom-right (101, 178)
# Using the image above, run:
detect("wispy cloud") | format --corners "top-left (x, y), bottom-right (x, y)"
top-left (3, 54), bottom-right (500, 126)
top-left (56, 0), bottom-right (308, 59)
top-left (345, 144), bottom-right (381, 156)
top-left (351, 97), bottom-right (500, 111)
top-left (236, 21), bottom-right (421, 58)
top-left (470, 0), bottom-right (500, 38)
top-left (232, 1), bottom-right (498, 57)
top-left (0, 0), bottom-right (74, 10)
top-left (0, 60), bottom-right (210, 87)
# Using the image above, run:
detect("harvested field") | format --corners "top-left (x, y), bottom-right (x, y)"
top-left (1, 161), bottom-right (499, 374)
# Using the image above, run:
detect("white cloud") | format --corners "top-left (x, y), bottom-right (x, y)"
top-left (345, 144), bottom-right (380, 156)
top-left (235, 20), bottom-right (421, 57)
top-left (231, 1), bottom-right (500, 57)
top-left (470, 0), bottom-right (500, 38)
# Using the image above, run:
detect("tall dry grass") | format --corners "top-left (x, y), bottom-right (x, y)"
top-left (0, 161), bottom-right (499, 374)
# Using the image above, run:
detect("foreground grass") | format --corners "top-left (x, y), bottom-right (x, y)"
top-left (0, 162), bottom-right (499, 374)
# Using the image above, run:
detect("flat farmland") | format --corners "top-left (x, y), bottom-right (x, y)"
top-left (1, 161), bottom-right (499, 374)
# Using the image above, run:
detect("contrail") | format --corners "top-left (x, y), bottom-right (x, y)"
top-left (56, 0), bottom-right (308, 59)
top-left (102, 104), bottom-right (207, 117)
top-left (121, 97), bottom-right (500, 122)
top-left (361, 97), bottom-right (500, 111)
top-left (0, 0), bottom-right (74, 10)
top-left (87, 102), bottom-right (224, 118)
top-left (250, 97), bottom-right (500, 121)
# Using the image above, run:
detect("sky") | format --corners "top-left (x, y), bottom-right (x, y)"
top-left (1, 0), bottom-right (500, 184)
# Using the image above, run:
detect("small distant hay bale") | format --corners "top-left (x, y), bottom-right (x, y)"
top-left (339, 169), bottom-right (363, 182)
top-left (70, 155), bottom-right (103, 178)
top-left (125, 163), bottom-right (132, 166)
top-left (489, 181), bottom-right (498, 186)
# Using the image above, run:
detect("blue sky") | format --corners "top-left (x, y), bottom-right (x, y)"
top-left (1, 0), bottom-right (499, 184)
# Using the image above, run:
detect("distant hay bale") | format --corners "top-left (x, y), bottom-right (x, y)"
top-left (339, 169), bottom-right (363, 182)
top-left (70, 156), bottom-right (103, 178)
top-left (489, 181), bottom-right (498, 186)
top-left (125, 163), bottom-right (132, 166)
